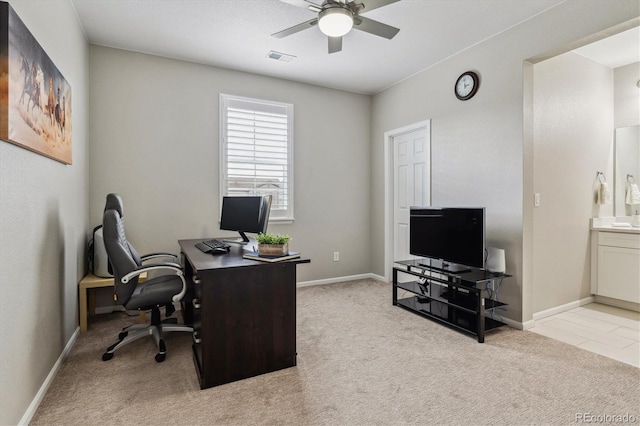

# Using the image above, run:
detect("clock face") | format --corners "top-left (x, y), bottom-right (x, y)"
top-left (455, 71), bottom-right (479, 100)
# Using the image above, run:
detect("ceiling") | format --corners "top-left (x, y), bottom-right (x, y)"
top-left (572, 26), bottom-right (640, 68)
top-left (71, 1), bottom-right (638, 94)
top-left (71, 0), bottom-right (566, 94)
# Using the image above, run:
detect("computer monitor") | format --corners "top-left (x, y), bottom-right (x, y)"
top-left (220, 195), bottom-right (272, 244)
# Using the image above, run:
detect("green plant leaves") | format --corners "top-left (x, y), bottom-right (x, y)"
top-left (256, 233), bottom-right (290, 245)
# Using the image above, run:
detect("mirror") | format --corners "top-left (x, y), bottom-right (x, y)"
top-left (614, 125), bottom-right (640, 216)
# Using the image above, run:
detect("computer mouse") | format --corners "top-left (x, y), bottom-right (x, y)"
top-left (211, 247), bottom-right (228, 255)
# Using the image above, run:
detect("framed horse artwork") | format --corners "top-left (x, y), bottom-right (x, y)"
top-left (0, 1), bottom-right (72, 164)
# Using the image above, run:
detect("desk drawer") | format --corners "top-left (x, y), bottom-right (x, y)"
top-left (191, 333), bottom-right (202, 368)
top-left (192, 275), bottom-right (202, 298)
top-left (191, 298), bottom-right (202, 333)
top-left (191, 275), bottom-right (202, 323)
top-left (191, 276), bottom-right (202, 364)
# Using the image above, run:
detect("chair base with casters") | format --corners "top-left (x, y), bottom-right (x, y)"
top-left (101, 205), bottom-right (193, 363)
top-left (102, 305), bottom-right (193, 363)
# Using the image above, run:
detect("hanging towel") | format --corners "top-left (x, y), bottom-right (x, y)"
top-left (626, 183), bottom-right (640, 205)
top-left (599, 181), bottom-right (612, 205)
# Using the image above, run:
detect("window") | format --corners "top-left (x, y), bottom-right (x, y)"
top-left (220, 94), bottom-right (294, 221)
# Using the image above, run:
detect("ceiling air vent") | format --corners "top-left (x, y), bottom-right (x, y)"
top-left (267, 50), bottom-right (296, 62)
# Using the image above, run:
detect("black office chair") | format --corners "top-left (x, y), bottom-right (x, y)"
top-left (104, 193), bottom-right (180, 266)
top-left (101, 208), bottom-right (192, 362)
top-left (104, 193), bottom-right (180, 316)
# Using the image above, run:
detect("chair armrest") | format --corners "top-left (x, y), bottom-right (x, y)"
top-left (146, 261), bottom-right (182, 269)
top-left (121, 263), bottom-right (184, 284)
top-left (121, 263), bottom-right (188, 303)
top-left (140, 252), bottom-right (180, 263)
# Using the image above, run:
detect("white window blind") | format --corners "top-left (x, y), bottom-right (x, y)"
top-left (220, 94), bottom-right (294, 221)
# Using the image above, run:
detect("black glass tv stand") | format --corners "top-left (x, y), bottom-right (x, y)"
top-left (393, 259), bottom-right (510, 343)
top-left (417, 259), bottom-right (471, 273)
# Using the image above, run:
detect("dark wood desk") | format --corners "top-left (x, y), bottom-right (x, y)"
top-left (179, 239), bottom-right (310, 390)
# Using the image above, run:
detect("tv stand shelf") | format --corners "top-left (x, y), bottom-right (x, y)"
top-left (393, 259), bottom-right (510, 343)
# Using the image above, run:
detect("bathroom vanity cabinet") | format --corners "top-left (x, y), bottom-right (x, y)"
top-left (590, 221), bottom-right (640, 305)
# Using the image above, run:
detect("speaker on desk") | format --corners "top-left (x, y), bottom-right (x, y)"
top-left (485, 247), bottom-right (506, 273)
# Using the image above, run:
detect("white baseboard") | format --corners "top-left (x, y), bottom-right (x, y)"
top-left (485, 296), bottom-right (595, 331)
top-left (298, 273), bottom-right (387, 287)
top-left (19, 327), bottom-right (80, 425)
top-left (499, 316), bottom-right (526, 330)
top-left (532, 296), bottom-right (595, 322)
top-left (523, 297), bottom-right (595, 330)
top-left (370, 273), bottom-right (387, 282)
top-left (594, 295), bottom-right (640, 312)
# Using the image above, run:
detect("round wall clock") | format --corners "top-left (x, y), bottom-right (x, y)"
top-left (455, 71), bottom-right (479, 101)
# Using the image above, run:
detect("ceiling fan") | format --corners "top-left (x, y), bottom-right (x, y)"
top-left (272, 0), bottom-right (401, 54)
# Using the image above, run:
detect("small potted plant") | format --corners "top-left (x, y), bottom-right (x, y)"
top-left (256, 233), bottom-right (291, 256)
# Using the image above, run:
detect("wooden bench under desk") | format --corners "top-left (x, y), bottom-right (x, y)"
top-left (78, 273), bottom-right (147, 332)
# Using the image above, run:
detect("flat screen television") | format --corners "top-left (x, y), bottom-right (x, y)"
top-left (220, 195), bottom-right (272, 244)
top-left (409, 207), bottom-right (485, 272)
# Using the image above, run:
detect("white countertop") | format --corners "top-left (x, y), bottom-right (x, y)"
top-left (591, 217), bottom-right (640, 234)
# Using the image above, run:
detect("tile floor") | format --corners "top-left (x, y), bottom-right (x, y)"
top-left (530, 303), bottom-right (640, 368)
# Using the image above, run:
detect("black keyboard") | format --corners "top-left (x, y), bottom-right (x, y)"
top-left (195, 239), bottom-right (230, 253)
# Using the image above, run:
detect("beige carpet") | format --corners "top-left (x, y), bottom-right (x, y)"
top-left (31, 279), bottom-right (639, 425)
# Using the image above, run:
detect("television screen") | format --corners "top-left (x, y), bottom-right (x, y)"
top-left (220, 195), bottom-right (271, 243)
top-left (410, 207), bottom-right (485, 271)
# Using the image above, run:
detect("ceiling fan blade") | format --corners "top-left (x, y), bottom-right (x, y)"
top-left (356, 0), bottom-right (401, 13)
top-left (353, 16), bottom-right (399, 39)
top-left (279, 0), bottom-right (323, 12)
top-left (328, 36), bottom-right (343, 54)
top-left (272, 18), bottom-right (318, 39)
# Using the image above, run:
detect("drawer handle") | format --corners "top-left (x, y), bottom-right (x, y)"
top-left (192, 332), bottom-right (201, 344)
top-left (193, 275), bottom-right (201, 284)
top-left (192, 299), bottom-right (201, 309)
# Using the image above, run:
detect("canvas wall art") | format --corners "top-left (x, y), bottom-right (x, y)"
top-left (0, 1), bottom-right (72, 164)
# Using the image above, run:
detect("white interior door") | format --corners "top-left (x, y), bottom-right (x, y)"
top-left (393, 127), bottom-right (430, 263)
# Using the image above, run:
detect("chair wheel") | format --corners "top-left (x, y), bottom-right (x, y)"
top-left (118, 331), bottom-right (128, 341)
top-left (102, 352), bottom-right (114, 361)
top-left (155, 353), bottom-right (166, 363)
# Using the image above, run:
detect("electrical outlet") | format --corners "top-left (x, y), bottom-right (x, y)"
top-left (333, 251), bottom-right (340, 262)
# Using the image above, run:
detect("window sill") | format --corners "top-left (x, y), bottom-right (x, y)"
top-left (269, 218), bottom-right (294, 225)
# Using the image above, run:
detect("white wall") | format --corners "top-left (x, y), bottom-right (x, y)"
top-left (89, 46), bottom-right (372, 300)
top-left (371, 0), bottom-right (639, 323)
top-left (0, 1), bottom-right (89, 424)
top-left (614, 61), bottom-right (640, 129)
top-left (532, 52), bottom-right (614, 313)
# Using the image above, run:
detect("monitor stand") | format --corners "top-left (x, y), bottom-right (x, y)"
top-left (222, 231), bottom-right (250, 245)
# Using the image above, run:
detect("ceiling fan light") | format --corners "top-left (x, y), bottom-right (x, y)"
top-left (318, 7), bottom-right (353, 37)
